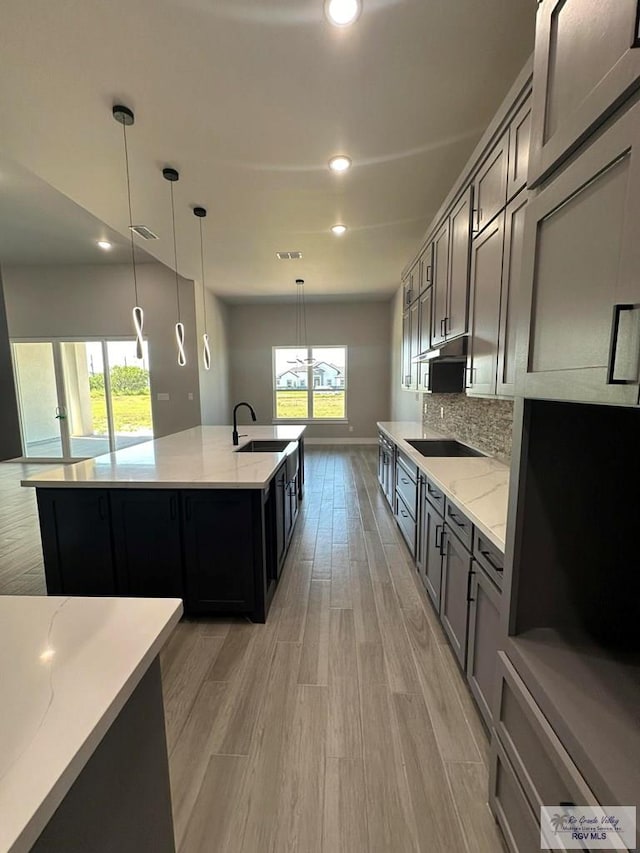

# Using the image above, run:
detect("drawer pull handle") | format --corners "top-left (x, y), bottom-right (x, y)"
top-left (448, 510), bottom-right (466, 528)
top-left (401, 477), bottom-right (409, 484)
top-left (480, 548), bottom-right (503, 573)
top-left (427, 485), bottom-right (441, 498)
top-left (400, 509), bottom-right (408, 518)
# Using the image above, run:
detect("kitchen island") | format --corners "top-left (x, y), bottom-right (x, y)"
top-left (23, 426), bottom-right (306, 622)
top-left (0, 595), bottom-right (181, 853)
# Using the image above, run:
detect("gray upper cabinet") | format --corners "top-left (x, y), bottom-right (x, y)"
top-left (409, 299), bottom-right (420, 390)
top-left (528, 0), bottom-right (640, 186)
top-left (507, 96), bottom-right (532, 201)
top-left (518, 97), bottom-right (640, 405)
top-left (467, 213), bottom-right (505, 396)
top-left (401, 309), bottom-right (412, 389)
top-left (417, 288), bottom-right (433, 391)
top-left (447, 187), bottom-right (473, 340)
top-left (473, 131), bottom-right (509, 236)
top-left (431, 220), bottom-right (451, 346)
top-left (496, 193), bottom-right (528, 397)
top-left (403, 258), bottom-right (422, 308)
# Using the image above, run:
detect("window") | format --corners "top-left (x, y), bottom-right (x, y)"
top-left (273, 346), bottom-right (347, 421)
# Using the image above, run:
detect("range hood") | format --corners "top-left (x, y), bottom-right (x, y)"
top-left (412, 333), bottom-right (469, 363)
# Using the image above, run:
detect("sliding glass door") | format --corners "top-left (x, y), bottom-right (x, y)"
top-left (11, 338), bottom-right (153, 461)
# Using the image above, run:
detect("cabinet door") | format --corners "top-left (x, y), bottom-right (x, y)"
top-left (401, 309), bottom-right (412, 389)
top-left (409, 299), bottom-right (420, 389)
top-left (431, 222), bottom-right (451, 345)
top-left (440, 528), bottom-right (472, 668)
top-left (447, 187), bottom-right (473, 340)
top-left (182, 491), bottom-right (256, 613)
top-left (274, 466), bottom-right (286, 567)
top-left (36, 489), bottom-right (115, 595)
top-left (111, 490), bottom-right (183, 598)
top-left (418, 286), bottom-right (432, 356)
top-left (466, 564), bottom-right (502, 728)
top-left (518, 99), bottom-right (640, 405)
top-left (508, 96), bottom-right (532, 200)
top-left (497, 193), bottom-right (528, 397)
top-left (473, 131), bottom-right (509, 236)
top-left (467, 212), bottom-right (505, 396)
top-left (424, 501), bottom-right (445, 610)
top-left (404, 259), bottom-right (421, 307)
top-left (528, 0), bottom-right (640, 186)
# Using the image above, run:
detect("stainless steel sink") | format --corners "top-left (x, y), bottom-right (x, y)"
top-left (235, 439), bottom-right (293, 453)
top-left (405, 439), bottom-right (485, 457)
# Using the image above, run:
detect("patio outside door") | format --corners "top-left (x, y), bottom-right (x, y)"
top-left (11, 339), bottom-right (153, 461)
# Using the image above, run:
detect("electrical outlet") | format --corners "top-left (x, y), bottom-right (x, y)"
top-left (348, 425), bottom-right (354, 433)
top-left (188, 392), bottom-right (194, 401)
top-left (157, 392), bottom-right (170, 401)
top-left (440, 406), bottom-right (444, 419)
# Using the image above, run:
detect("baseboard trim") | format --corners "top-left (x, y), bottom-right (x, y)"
top-left (305, 437), bottom-right (377, 446)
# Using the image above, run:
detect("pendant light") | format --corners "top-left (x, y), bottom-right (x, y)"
top-left (112, 105), bottom-right (144, 359)
top-left (193, 206), bottom-right (211, 370)
top-left (291, 278), bottom-right (316, 367)
top-left (163, 167), bottom-right (187, 367)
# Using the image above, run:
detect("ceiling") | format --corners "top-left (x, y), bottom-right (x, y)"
top-left (0, 0), bottom-right (535, 300)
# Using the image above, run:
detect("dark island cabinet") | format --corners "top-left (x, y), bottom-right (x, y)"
top-left (182, 490), bottom-right (263, 618)
top-left (111, 490), bottom-right (184, 599)
top-left (37, 489), bottom-right (115, 596)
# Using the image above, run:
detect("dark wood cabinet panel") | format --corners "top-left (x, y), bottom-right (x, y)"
top-left (37, 489), bottom-right (115, 596)
top-left (519, 98), bottom-right (640, 405)
top-left (440, 527), bottom-right (472, 668)
top-left (473, 131), bottom-right (509, 236)
top-left (466, 564), bottom-right (502, 728)
top-left (528, 0), bottom-right (640, 186)
top-left (447, 187), bottom-right (473, 340)
top-left (182, 490), bottom-right (260, 616)
top-left (111, 491), bottom-right (184, 598)
top-left (496, 193), bottom-right (528, 397)
top-left (431, 221), bottom-right (451, 346)
top-left (467, 212), bottom-right (505, 396)
top-left (507, 97), bottom-right (532, 201)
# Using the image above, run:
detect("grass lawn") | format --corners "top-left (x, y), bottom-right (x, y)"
top-left (276, 390), bottom-right (345, 420)
top-left (90, 394), bottom-right (153, 434)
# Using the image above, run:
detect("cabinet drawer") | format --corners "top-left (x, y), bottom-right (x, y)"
top-left (424, 478), bottom-right (445, 515)
top-left (495, 653), bottom-right (598, 814)
top-left (445, 499), bottom-right (473, 550)
top-left (489, 736), bottom-right (540, 853)
top-left (473, 529), bottom-right (504, 589)
top-left (395, 492), bottom-right (416, 556)
top-left (396, 454), bottom-right (418, 515)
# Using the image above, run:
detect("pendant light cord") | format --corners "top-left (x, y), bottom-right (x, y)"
top-left (169, 181), bottom-right (181, 322)
top-left (121, 122), bottom-right (139, 305)
top-left (199, 217), bottom-right (207, 328)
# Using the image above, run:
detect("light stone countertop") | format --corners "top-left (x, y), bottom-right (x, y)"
top-left (0, 595), bottom-right (182, 853)
top-left (21, 425), bottom-right (306, 490)
top-left (377, 421), bottom-right (510, 552)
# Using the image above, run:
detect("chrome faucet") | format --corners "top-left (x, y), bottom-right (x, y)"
top-left (232, 402), bottom-right (257, 445)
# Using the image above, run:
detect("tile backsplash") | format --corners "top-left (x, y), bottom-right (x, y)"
top-left (423, 394), bottom-right (514, 462)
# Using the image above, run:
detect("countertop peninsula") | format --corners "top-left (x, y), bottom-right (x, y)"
top-left (0, 595), bottom-right (182, 853)
top-left (22, 425), bottom-right (306, 491)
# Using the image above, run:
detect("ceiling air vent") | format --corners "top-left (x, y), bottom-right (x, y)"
top-left (130, 225), bottom-right (159, 240)
top-left (276, 251), bottom-right (302, 260)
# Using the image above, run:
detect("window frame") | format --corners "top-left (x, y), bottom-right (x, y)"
top-left (272, 345), bottom-right (348, 423)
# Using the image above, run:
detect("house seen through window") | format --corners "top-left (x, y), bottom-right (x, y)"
top-left (273, 347), bottom-right (347, 420)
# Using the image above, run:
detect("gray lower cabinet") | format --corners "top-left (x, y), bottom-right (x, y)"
top-left (489, 737), bottom-right (540, 853)
top-left (528, 0), bottom-right (640, 186)
top-left (518, 97), bottom-right (640, 406)
top-left (466, 563), bottom-right (501, 728)
top-left (440, 525), bottom-right (472, 668)
top-left (416, 477), bottom-right (445, 610)
top-left (467, 211), bottom-right (505, 396)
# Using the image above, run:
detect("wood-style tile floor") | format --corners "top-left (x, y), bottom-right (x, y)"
top-left (0, 449), bottom-right (505, 853)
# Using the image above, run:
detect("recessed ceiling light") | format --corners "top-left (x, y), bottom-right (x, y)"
top-left (325, 0), bottom-right (361, 27)
top-left (331, 224), bottom-right (347, 235)
top-left (329, 155), bottom-right (352, 173)
top-left (97, 240), bottom-right (112, 250)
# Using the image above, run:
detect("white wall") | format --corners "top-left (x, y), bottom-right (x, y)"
top-left (195, 284), bottom-right (230, 425)
top-left (228, 301), bottom-right (391, 440)
top-left (3, 262), bottom-right (202, 438)
top-left (390, 286), bottom-right (422, 422)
